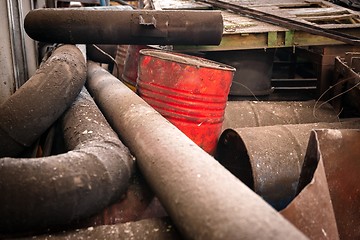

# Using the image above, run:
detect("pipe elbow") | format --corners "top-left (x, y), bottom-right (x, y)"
top-left (0, 45), bottom-right (86, 157)
top-left (0, 88), bottom-right (134, 233)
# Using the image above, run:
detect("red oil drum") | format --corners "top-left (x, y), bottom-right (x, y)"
top-left (122, 45), bottom-right (149, 91)
top-left (137, 50), bottom-right (235, 155)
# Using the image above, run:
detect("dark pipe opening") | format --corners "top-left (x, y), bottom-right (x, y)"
top-left (296, 131), bottom-right (320, 195)
top-left (216, 129), bottom-right (254, 190)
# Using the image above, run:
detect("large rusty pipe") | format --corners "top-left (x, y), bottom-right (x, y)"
top-left (0, 88), bottom-right (134, 233)
top-left (86, 62), bottom-right (307, 240)
top-left (24, 8), bottom-right (223, 45)
top-left (216, 120), bottom-right (360, 210)
top-left (222, 100), bottom-right (339, 130)
top-left (0, 45), bottom-right (86, 157)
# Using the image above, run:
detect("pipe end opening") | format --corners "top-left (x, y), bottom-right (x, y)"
top-left (216, 129), bottom-right (254, 190)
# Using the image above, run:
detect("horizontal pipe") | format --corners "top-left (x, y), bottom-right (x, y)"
top-left (24, 9), bottom-right (223, 45)
top-left (0, 88), bottom-right (134, 233)
top-left (86, 61), bottom-right (307, 240)
top-left (0, 45), bottom-right (86, 157)
top-left (222, 100), bottom-right (339, 130)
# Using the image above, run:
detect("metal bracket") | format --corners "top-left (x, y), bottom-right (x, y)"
top-left (131, 13), bottom-right (168, 38)
top-left (139, 15), bottom-right (157, 27)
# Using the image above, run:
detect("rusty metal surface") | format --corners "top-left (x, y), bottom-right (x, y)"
top-left (24, 8), bottom-right (223, 45)
top-left (0, 88), bottom-right (134, 233)
top-left (112, 45), bottom-right (129, 79)
top-left (297, 129), bottom-right (360, 239)
top-left (281, 149), bottom-right (339, 239)
top-left (122, 45), bottom-right (150, 87)
top-left (216, 120), bottom-right (360, 210)
top-left (0, 45), bottom-right (86, 157)
top-left (86, 61), bottom-right (308, 240)
top-left (351, 56), bottom-right (360, 71)
top-left (333, 55), bottom-right (360, 117)
top-left (222, 100), bottom-right (339, 130)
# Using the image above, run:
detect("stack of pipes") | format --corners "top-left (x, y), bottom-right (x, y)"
top-left (1, 5), bottom-right (359, 240)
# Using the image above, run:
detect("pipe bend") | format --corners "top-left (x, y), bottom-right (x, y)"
top-left (0, 45), bottom-right (86, 157)
top-left (0, 88), bottom-right (135, 233)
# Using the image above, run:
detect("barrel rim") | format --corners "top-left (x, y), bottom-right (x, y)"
top-left (139, 49), bottom-right (236, 72)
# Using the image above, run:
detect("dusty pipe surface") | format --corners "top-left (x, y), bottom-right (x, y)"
top-left (86, 62), bottom-right (307, 240)
top-left (24, 8), bottom-right (223, 45)
top-left (0, 45), bottom-right (86, 157)
top-left (0, 88), bottom-right (134, 233)
top-left (75, 167), bottom-right (167, 228)
top-left (216, 120), bottom-right (360, 210)
top-left (222, 100), bottom-right (339, 130)
top-left (25, 218), bottom-right (180, 240)
top-left (297, 129), bottom-right (360, 239)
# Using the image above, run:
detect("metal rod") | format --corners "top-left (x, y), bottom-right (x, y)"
top-left (86, 61), bottom-right (308, 240)
top-left (7, 0), bottom-right (28, 89)
top-left (24, 8), bottom-right (223, 45)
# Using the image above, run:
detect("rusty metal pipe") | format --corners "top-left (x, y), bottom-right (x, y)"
top-left (0, 45), bottom-right (86, 157)
top-left (86, 61), bottom-right (307, 240)
top-left (216, 120), bottom-right (360, 210)
top-left (222, 100), bottom-right (339, 130)
top-left (296, 129), bottom-right (360, 239)
top-left (24, 8), bottom-right (223, 45)
top-left (0, 88), bottom-right (134, 233)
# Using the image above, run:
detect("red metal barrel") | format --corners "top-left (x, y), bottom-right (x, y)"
top-left (137, 50), bottom-right (235, 155)
top-left (122, 45), bottom-right (149, 91)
